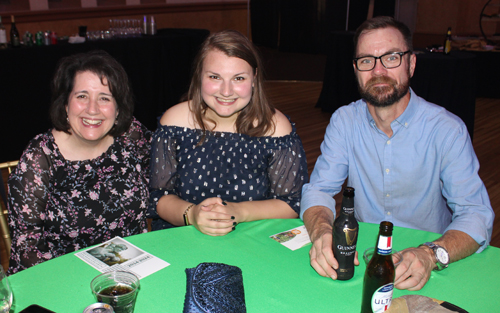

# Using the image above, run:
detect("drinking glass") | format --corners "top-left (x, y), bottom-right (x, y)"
top-left (363, 247), bottom-right (403, 268)
top-left (0, 265), bottom-right (12, 313)
top-left (91, 271), bottom-right (140, 313)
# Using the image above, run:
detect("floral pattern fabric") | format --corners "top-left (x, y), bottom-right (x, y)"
top-left (148, 116), bottom-right (308, 230)
top-left (8, 118), bottom-right (151, 274)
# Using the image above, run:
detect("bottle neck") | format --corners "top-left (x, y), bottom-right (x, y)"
top-left (341, 197), bottom-right (354, 215)
top-left (375, 233), bottom-right (392, 255)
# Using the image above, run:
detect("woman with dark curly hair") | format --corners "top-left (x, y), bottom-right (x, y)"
top-left (148, 30), bottom-right (308, 235)
top-left (8, 50), bottom-right (151, 273)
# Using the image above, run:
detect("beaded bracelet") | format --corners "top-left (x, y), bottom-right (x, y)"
top-left (183, 203), bottom-right (195, 226)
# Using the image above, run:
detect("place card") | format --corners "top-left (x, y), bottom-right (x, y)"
top-left (270, 225), bottom-right (311, 251)
top-left (75, 236), bottom-right (170, 279)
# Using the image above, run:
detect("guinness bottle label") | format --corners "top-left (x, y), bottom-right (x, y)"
top-left (342, 206), bottom-right (354, 214)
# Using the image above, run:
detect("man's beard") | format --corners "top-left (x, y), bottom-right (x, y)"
top-left (358, 75), bottom-right (410, 108)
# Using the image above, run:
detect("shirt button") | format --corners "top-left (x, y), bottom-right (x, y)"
top-left (387, 212), bottom-right (391, 215)
top-left (387, 140), bottom-right (391, 145)
top-left (405, 122), bottom-right (408, 126)
top-left (385, 169), bottom-right (390, 174)
top-left (386, 194), bottom-right (390, 197)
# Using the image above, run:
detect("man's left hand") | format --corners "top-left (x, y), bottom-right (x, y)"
top-left (394, 246), bottom-right (436, 290)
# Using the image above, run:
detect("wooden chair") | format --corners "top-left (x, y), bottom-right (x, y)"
top-left (0, 160), bottom-right (19, 257)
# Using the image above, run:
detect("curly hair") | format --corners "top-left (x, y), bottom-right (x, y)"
top-left (187, 30), bottom-right (275, 138)
top-left (50, 50), bottom-right (134, 137)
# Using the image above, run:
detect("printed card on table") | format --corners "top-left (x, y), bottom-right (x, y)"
top-left (270, 225), bottom-right (311, 250)
top-left (75, 236), bottom-right (170, 279)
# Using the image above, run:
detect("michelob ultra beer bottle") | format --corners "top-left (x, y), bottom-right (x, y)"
top-left (333, 187), bottom-right (358, 280)
top-left (360, 221), bottom-right (395, 313)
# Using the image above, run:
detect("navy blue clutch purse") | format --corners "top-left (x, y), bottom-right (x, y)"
top-left (183, 262), bottom-right (246, 313)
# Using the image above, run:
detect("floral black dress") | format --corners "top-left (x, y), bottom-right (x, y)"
top-left (8, 118), bottom-right (151, 274)
top-left (148, 116), bottom-right (308, 230)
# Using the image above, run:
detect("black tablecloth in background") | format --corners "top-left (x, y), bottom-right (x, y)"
top-left (0, 29), bottom-right (209, 163)
top-left (316, 31), bottom-right (478, 140)
top-left (471, 50), bottom-right (500, 98)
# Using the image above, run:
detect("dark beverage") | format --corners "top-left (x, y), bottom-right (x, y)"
top-left (444, 27), bottom-right (452, 55)
top-left (360, 221), bottom-right (395, 313)
top-left (97, 284), bottom-right (135, 313)
top-left (333, 187), bottom-right (358, 280)
top-left (10, 15), bottom-right (20, 48)
top-left (98, 284), bottom-right (133, 297)
top-left (91, 271), bottom-right (139, 313)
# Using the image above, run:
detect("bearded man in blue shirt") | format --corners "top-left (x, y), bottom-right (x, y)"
top-left (301, 16), bottom-right (494, 290)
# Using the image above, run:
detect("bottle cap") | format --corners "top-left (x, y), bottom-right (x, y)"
top-left (343, 187), bottom-right (355, 198)
top-left (379, 221), bottom-right (393, 233)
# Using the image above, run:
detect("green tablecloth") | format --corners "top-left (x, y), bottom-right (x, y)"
top-left (8, 219), bottom-right (500, 312)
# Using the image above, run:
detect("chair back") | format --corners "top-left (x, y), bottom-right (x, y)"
top-left (0, 160), bottom-right (19, 257)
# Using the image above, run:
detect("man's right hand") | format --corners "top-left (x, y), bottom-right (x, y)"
top-left (309, 225), bottom-right (339, 279)
top-left (304, 206), bottom-right (336, 278)
top-left (304, 206), bottom-right (360, 279)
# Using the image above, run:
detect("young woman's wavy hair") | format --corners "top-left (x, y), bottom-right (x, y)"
top-left (188, 30), bottom-right (275, 138)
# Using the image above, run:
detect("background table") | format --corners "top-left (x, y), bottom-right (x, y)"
top-left (316, 31), bottom-right (478, 140)
top-left (469, 50), bottom-right (500, 98)
top-left (7, 219), bottom-right (500, 312)
top-left (0, 28), bottom-right (209, 163)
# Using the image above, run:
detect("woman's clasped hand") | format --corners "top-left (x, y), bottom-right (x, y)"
top-left (187, 198), bottom-right (236, 236)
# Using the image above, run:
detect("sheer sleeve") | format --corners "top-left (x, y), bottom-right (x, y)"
top-left (267, 132), bottom-right (308, 214)
top-left (8, 135), bottom-right (53, 274)
top-left (147, 127), bottom-right (179, 219)
top-left (123, 117), bottom-right (152, 182)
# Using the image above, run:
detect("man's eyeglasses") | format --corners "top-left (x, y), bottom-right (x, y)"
top-left (353, 50), bottom-right (412, 71)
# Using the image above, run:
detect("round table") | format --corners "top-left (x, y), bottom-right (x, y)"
top-left (8, 219), bottom-right (500, 312)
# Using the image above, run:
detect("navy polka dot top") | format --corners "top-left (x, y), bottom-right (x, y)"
top-left (147, 116), bottom-right (308, 230)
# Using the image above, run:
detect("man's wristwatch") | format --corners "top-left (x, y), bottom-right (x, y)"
top-left (420, 242), bottom-right (450, 271)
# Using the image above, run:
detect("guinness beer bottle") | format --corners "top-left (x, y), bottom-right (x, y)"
top-left (361, 221), bottom-right (395, 313)
top-left (333, 187), bottom-right (358, 280)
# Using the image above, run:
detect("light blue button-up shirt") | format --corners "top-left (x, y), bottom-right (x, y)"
top-left (301, 89), bottom-right (494, 252)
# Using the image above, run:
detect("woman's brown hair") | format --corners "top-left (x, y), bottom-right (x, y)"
top-left (50, 50), bottom-right (134, 137)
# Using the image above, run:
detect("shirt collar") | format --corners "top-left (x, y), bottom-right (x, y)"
top-left (394, 88), bottom-right (417, 128)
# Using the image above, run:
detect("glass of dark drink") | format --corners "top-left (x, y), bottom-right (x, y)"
top-left (90, 271), bottom-right (140, 313)
top-left (363, 247), bottom-right (403, 268)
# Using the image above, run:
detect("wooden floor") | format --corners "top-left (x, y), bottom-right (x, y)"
top-left (1, 80), bottom-right (498, 271)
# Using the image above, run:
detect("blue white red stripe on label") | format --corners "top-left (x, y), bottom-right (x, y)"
top-left (377, 235), bottom-right (392, 255)
top-left (371, 283), bottom-right (394, 313)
